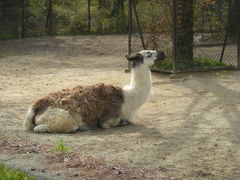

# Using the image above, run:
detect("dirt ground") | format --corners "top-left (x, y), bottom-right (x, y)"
top-left (0, 35), bottom-right (240, 180)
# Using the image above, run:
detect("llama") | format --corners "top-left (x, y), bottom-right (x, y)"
top-left (23, 50), bottom-right (164, 133)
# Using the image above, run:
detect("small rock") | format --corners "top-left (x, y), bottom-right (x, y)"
top-left (30, 168), bottom-right (36, 171)
top-left (114, 170), bottom-right (122, 175)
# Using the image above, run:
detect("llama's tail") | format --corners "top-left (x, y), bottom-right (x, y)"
top-left (23, 107), bottom-right (36, 131)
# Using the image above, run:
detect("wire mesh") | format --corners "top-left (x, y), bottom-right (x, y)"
top-left (192, 0), bottom-right (238, 67)
top-left (0, 0), bottom-right (22, 39)
top-left (130, 0), bottom-right (240, 72)
top-left (90, 1), bottom-right (128, 34)
top-left (24, 0), bottom-right (46, 36)
top-left (52, 0), bottom-right (89, 35)
top-left (0, 0), bottom-right (129, 37)
top-left (1, 0), bottom-right (239, 72)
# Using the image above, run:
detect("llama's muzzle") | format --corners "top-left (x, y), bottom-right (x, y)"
top-left (156, 51), bottom-right (165, 60)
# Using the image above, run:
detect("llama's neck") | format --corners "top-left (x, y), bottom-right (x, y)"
top-left (130, 65), bottom-right (152, 94)
top-left (123, 64), bottom-right (152, 112)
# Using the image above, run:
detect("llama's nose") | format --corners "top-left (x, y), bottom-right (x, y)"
top-left (157, 51), bottom-right (165, 60)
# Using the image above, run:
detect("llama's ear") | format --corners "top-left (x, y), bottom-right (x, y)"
top-left (125, 53), bottom-right (143, 62)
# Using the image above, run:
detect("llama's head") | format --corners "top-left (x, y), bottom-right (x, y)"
top-left (126, 50), bottom-right (165, 68)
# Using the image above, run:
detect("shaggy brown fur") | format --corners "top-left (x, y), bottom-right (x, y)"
top-left (32, 83), bottom-right (124, 127)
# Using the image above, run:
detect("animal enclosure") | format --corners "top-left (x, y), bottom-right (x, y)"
top-left (0, 0), bottom-right (128, 36)
top-left (1, 0), bottom-right (240, 179)
top-left (130, 0), bottom-right (240, 72)
top-left (1, 0), bottom-right (240, 73)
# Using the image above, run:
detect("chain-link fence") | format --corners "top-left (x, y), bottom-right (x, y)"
top-left (0, 0), bottom-right (129, 38)
top-left (0, 0), bottom-right (22, 39)
top-left (129, 0), bottom-right (240, 72)
top-left (1, 0), bottom-right (240, 72)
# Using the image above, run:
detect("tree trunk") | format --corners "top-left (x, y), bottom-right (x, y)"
top-left (175, 0), bottom-right (194, 61)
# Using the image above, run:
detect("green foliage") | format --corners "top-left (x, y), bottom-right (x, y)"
top-left (197, 58), bottom-right (226, 67)
top-left (0, 22), bottom-right (19, 39)
top-left (24, 0), bottom-right (46, 36)
top-left (0, 164), bottom-right (36, 180)
top-left (152, 58), bottom-right (228, 71)
top-left (0, 33), bottom-right (14, 40)
top-left (54, 138), bottom-right (70, 153)
top-left (152, 59), bottom-right (173, 70)
top-left (193, 0), bottom-right (228, 38)
top-left (51, 0), bottom-right (128, 34)
top-left (0, 0), bottom-right (229, 39)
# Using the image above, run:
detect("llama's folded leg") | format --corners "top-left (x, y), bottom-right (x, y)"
top-left (35, 107), bottom-right (79, 133)
top-left (34, 124), bottom-right (51, 133)
top-left (101, 118), bottom-right (121, 129)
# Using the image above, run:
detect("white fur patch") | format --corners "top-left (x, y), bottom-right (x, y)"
top-left (24, 107), bottom-right (35, 131)
top-left (121, 63), bottom-right (152, 122)
top-left (34, 124), bottom-right (51, 133)
top-left (35, 107), bottom-right (81, 133)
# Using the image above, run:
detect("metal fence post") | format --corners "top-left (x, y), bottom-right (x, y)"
top-left (126, 0), bottom-right (133, 72)
top-left (128, 0), bottom-right (132, 56)
top-left (238, 32), bottom-right (240, 70)
top-left (132, 0), bottom-right (145, 50)
top-left (49, 0), bottom-right (52, 35)
top-left (172, 0), bottom-right (177, 74)
top-left (21, 0), bottom-right (25, 37)
top-left (88, 0), bottom-right (91, 33)
top-left (237, 0), bottom-right (240, 70)
top-left (220, 2), bottom-right (231, 63)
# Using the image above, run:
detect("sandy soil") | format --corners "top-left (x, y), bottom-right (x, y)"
top-left (0, 35), bottom-right (240, 180)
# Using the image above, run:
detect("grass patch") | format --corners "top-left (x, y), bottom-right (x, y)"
top-left (0, 164), bottom-right (36, 180)
top-left (152, 58), bottom-right (173, 70)
top-left (197, 58), bottom-right (226, 67)
top-left (0, 33), bottom-right (14, 40)
top-left (54, 138), bottom-right (70, 153)
top-left (152, 58), bottom-right (230, 71)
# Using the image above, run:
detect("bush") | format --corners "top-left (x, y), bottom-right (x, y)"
top-left (0, 164), bottom-right (36, 180)
top-left (0, 33), bottom-right (14, 40)
top-left (152, 58), bottom-right (228, 71)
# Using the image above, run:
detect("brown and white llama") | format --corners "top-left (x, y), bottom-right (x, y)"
top-left (23, 50), bottom-right (164, 133)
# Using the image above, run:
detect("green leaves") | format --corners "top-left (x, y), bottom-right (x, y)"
top-left (152, 58), bottom-right (228, 71)
top-left (0, 164), bottom-right (36, 180)
top-left (54, 138), bottom-right (70, 153)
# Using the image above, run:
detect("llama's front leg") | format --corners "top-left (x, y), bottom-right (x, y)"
top-left (118, 118), bottom-right (132, 126)
top-left (118, 113), bottom-right (135, 127)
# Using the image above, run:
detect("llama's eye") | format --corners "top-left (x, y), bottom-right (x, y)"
top-left (147, 52), bottom-right (152, 57)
